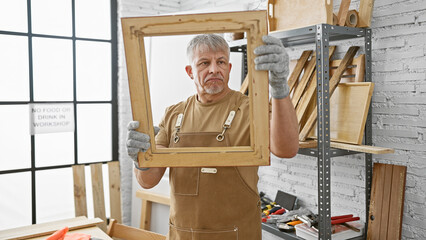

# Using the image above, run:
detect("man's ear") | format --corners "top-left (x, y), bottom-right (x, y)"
top-left (185, 65), bottom-right (193, 79)
top-left (229, 63), bottom-right (232, 72)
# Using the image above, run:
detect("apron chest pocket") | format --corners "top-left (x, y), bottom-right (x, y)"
top-left (171, 167), bottom-right (200, 196)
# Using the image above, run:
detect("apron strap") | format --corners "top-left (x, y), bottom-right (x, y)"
top-left (173, 98), bottom-right (190, 144)
top-left (216, 95), bottom-right (245, 142)
top-left (174, 92), bottom-right (246, 143)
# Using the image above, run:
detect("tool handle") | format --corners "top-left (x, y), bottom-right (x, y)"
top-left (331, 217), bottom-right (360, 225)
top-left (342, 222), bottom-right (361, 232)
top-left (271, 208), bottom-right (286, 215)
top-left (331, 214), bottom-right (353, 220)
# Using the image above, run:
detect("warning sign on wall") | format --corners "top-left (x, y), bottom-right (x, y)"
top-left (29, 103), bottom-right (75, 135)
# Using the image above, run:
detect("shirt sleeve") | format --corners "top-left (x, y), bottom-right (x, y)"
top-left (155, 110), bottom-right (170, 147)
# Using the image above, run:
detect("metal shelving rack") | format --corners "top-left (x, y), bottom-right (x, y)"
top-left (229, 24), bottom-right (373, 240)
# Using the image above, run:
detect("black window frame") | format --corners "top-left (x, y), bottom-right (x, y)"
top-left (0, 0), bottom-right (118, 225)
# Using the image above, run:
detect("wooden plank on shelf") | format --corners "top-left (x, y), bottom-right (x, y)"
top-left (0, 217), bottom-right (103, 240)
top-left (367, 163), bottom-right (406, 240)
top-left (239, 74), bottom-right (249, 94)
top-left (108, 161), bottom-right (122, 223)
top-left (296, 73), bottom-right (316, 124)
top-left (307, 82), bottom-right (375, 144)
top-left (337, 0), bottom-right (352, 26)
top-left (330, 54), bottom-right (365, 83)
top-left (331, 141), bottom-right (394, 154)
top-left (299, 140), bottom-right (318, 148)
top-left (288, 50), bottom-right (313, 93)
top-left (72, 165), bottom-right (87, 218)
top-left (268, 0), bottom-right (333, 31)
top-left (358, 0), bottom-right (375, 27)
top-left (298, 140), bottom-right (394, 154)
top-left (299, 46), bottom-right (359, 141)
top-left (291, 52), bottom-right (317, 108)
top-left (91, 163), bottom-right (107, 232)
top-left (295, 46), bottom-right (336, 123)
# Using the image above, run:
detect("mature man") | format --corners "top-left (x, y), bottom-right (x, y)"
top-left (127, 34), bottom-right (298, 239)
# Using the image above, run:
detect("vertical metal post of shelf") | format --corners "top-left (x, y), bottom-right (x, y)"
top-left (364, 28), bottom-right (373, 236)
top-left (316, 24), bottom-right (332, 240)
top-left (241, 48), bottom-right (248, 85)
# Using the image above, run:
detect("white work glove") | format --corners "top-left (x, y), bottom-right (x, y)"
top-left (126, 121), bottom-right (160, 170)
top-left (254, 35), bottom-right (290, 99)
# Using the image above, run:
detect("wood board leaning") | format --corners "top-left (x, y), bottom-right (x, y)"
top-left (307, 82), bottom-right (375, 145)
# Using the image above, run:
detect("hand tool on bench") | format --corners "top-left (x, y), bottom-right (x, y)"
top-left (331, 214), bottom-right (361, 232)
top-left (263, 206), bottom-right (282, 216)
top-left (276, 219), bottom-right (303, 232)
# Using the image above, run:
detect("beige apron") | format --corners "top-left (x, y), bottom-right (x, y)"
top-left (167, 99), bottom-right (262, 240)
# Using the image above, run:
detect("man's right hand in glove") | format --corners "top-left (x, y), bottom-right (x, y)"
top-left (126, 121), bottom-right (166, 189)
top-left (126, 121), bottom-right (159, 164)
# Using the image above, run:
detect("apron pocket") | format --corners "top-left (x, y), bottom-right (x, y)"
top-left (192, 228), bottom-right (239, 240)
top-left (170, 167), bottom-right (200, 196)
top-left (169, 223), bottom-right (238, 240)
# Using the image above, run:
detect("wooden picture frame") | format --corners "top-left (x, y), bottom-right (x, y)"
top-left (121, 11), bottom-right (270, 167)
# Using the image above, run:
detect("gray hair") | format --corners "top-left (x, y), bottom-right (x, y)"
top-left (186, 34), bottom-right (230, 64)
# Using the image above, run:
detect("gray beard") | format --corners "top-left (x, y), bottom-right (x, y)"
top-left (205, 84), bottom-right (224, 94)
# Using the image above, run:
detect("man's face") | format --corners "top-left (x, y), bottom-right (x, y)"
top-left (185, 46), bottom-right (232, 96)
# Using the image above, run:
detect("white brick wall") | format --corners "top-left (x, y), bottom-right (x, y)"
top-left (117, 0), bottom-right (426, 239)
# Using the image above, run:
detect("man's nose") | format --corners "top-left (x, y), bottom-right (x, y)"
top-left (208, 62), bottom-right (219, 73)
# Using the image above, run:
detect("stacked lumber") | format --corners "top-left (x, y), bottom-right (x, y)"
top-left (289, 47), bottom-right (393, 154)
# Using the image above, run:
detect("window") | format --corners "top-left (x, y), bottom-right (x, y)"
top-left (0, 0), bottom-right (117, 229)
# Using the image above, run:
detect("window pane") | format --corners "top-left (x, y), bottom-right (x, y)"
top-left (31, 0), bottom-right (72, 36)
top-left (77, 104), bottom-right (111, 163)
top-left (229, 52), bottom-right (243, 90)
top-left (36, 168), bottom-right (74, 223)
top-left (0, 0), bottom-right (27, 32)
top-left (75, 0), bottom-right (110, 40)
top-left (76, 41), bottom-right (111, 101)
top-left (32, 37), bottom-right (73, 101)
top-left (0, 105), bottom-right (31, 171)
top-left (35, 132), bottom-right (74, 167)
top-left (0, 172), bottom-right (32, 230)
top-left (148, 35), bottom-right (196, 126)
top-left (0, 35), bottom-right (29, 101)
